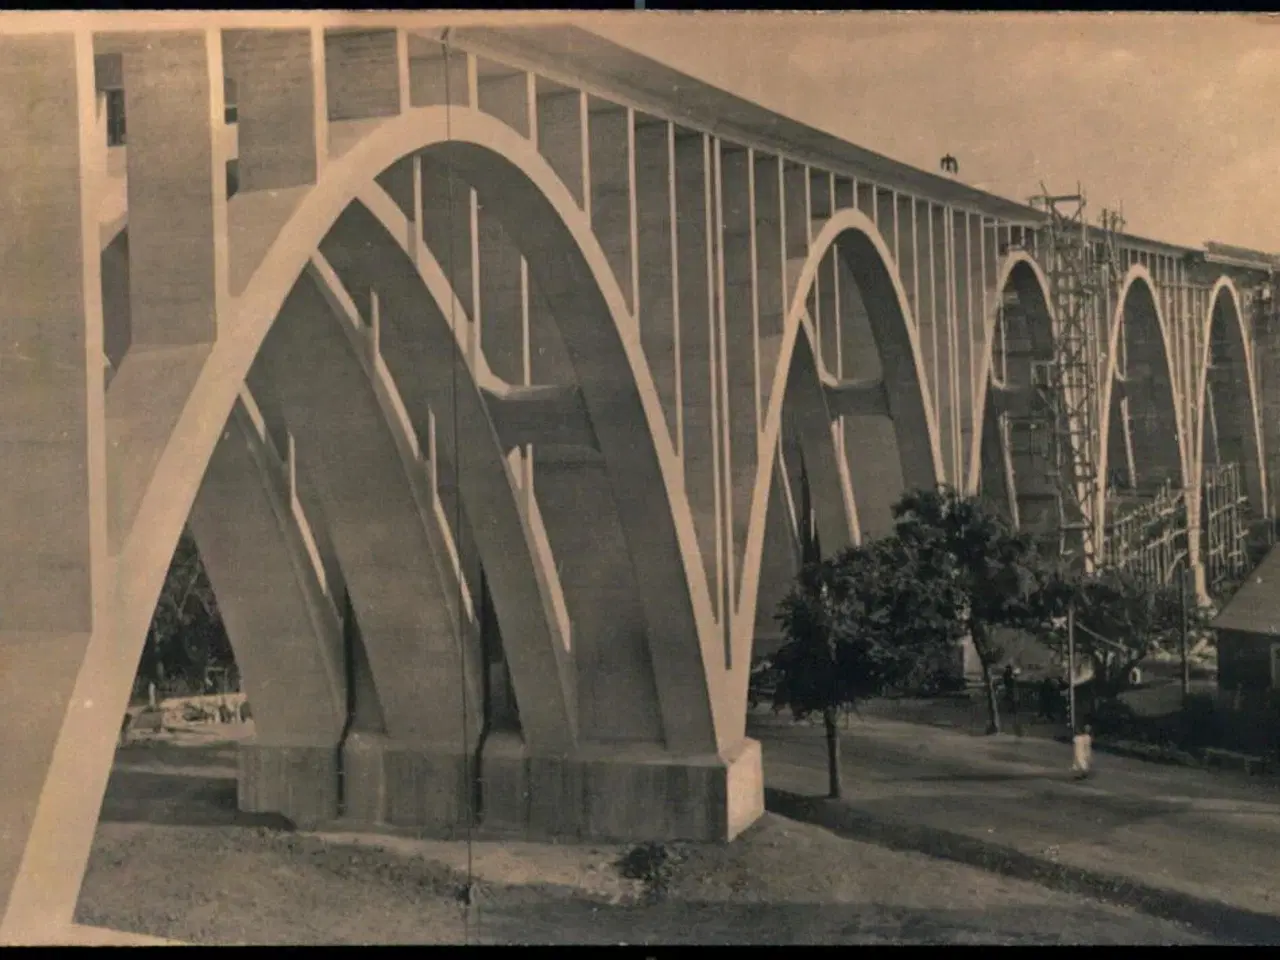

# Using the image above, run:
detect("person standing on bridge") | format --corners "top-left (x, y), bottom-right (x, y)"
top-left (1072, 724), bottom-right (1094, 780)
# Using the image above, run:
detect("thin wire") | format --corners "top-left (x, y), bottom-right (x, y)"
top-left (441, 32), bottom-right (477, 945)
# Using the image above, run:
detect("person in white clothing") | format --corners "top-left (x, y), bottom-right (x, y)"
top-left (1072, 724), bottom-right (1094, 780)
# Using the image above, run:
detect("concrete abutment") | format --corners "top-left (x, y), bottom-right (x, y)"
top-left (240, 731), bottom-right (764, 843)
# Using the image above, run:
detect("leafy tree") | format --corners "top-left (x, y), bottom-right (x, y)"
top-left (1048, 566), bottom-right (1196, 702)
top-left (772, 533), bottom-right (962, 799)
top-left (891, 486), bottom-right (1059, 735)
top-left (137, 527), bottom-right (234, 698)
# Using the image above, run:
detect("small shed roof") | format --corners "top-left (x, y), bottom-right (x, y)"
top-left (1211, 544), bottom-right (1280, 636)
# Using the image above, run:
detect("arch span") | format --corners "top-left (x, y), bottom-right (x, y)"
top-left (109, 106), bottom-right (724, 754)
top-left (9, 107), bottom-right (769, 936)
top-left (966, 252), bottom-right (1056, 503)
top-left (737, 207), bottom-right (942, 668)
top-left (1097, 265), bottom-right (1187, 547)
top-left (1195, 277), bottom-right (1268, 519)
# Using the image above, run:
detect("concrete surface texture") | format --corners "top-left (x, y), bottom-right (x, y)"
top-left (0, 12), bottom-right (1276, 943)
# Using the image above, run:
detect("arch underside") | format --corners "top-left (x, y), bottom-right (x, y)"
top-left (1093, 272), bottom-right (1189, 581)
top-left (746, 216), bottom-right (941, 663)
top-left (1108, 277), bottom-right (1184, 499)
top-left (975, 257), bottom-right (1059, 539)
top-left (1200, 286), bottom-right (1265, 516)
top-left (57, 107), bottom-right (760, 862)
top-left (1197, 283), bottom-right (1267, 588)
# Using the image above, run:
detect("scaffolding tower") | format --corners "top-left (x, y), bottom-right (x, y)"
top-left (1021, 184), bottom-right (1124, 569)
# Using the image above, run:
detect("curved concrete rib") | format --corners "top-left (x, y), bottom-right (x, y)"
top-left (189, 399), bottom-right (348, 827)
top-left (312, 198), bottom-right (578, 754)
top-left (325, 190), bottom-right (666, 750)
top-left (248, 269), bottom-right (484, 828)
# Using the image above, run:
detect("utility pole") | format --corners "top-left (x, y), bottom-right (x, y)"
top-left (1067, 600), bottom-right (1077, 733)
top-left (1180, 566), bottom-right (1192, 702)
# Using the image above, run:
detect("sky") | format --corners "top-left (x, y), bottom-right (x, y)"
top-left (579, 12), bottom-right (1280, 253)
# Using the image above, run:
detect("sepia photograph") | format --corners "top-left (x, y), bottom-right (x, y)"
top-left (2, 8), bottom-right (1280, 946)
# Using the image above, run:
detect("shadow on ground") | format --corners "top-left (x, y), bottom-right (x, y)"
top-left (764, 787), bottom-right (1280, 945)
top-left (99, 740), bottom-right (293, 831)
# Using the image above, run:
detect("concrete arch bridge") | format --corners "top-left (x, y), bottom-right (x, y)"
top-left (2, 14), bottom-right (1278, 940)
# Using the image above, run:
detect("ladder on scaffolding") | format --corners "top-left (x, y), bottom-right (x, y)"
top-left (1024, 184), bottom-right (1123, 569)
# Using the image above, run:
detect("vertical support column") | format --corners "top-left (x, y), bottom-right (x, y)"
top-left (674, 132), bottom-right (719, 615)
top-left (711, 140), bottom-right (729, 637)
top-left (935, 205), bottom-right (960, 485)
top-left (226, 28), bottom-right (327, 193)
top-left (892, 194), bottom-right (916, 317)
top-left (719, 145), bottom-right (758, 652)
top-left (634, 119), bottom-right (680, 451)
top-left (754, 154), bottom-right (785, 427)
top-left (0, 31), bottom-right (110, 939)
top-left (587, 103), bottom-right (636, 313)
top-left (917, 201), bottom-right (940, 446)
top-left (952, 210), bottom-right (975, 485)
top-left (396, 28), bottom-right (411, 113)
top-left (109, 30), bottom-right (227, 550)
top-left (124, 29), bottom-right (227, 348)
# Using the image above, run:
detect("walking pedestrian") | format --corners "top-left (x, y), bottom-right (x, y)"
top-left (1072, 724), bottom-right (1094, 780)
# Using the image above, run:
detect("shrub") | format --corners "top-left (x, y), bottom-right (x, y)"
top-left (617, 842), bottom-right (685, 902)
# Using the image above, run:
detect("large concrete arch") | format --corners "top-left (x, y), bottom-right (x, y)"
top-left (737, 207), bottom-right (942, 677)
top-left (1195, 277), bottom-right (1268, 519)
top-left (110, 105), bottom-right (724, 755)
top-left (10, 105), bottom-right (758, 937)
top-left (1097, 265), bottom-right (1188, 545)
top-left (966, 252), bottom-right (1056, 511)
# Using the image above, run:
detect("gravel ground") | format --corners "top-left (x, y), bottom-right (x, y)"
top-left (73, 732), bottom-right (1212, 945)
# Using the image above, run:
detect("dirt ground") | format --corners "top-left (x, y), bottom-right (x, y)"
top-left (73, 728), bottom-right (1212, 945)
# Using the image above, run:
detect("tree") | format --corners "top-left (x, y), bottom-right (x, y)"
top-left (139, 527), bottom-right (233, 696)
top-left (891, 486), bottom-right (1059, 735)
top-left (1048, 566), bottom-right (1189, 702)
top-left (772, 534), bottom-right (963, 799)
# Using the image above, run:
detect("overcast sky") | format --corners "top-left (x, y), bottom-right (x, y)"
top-left (581, 12), bottom-right (1280, 253)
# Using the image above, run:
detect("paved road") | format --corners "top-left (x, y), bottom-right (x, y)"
top-left (751, 714), bottom-right (1280, 940)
